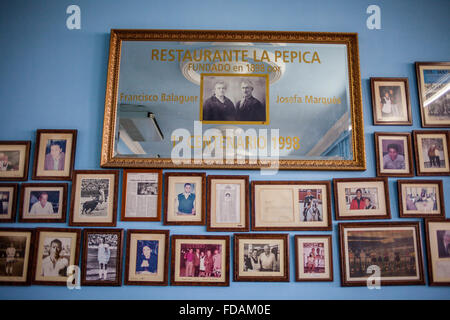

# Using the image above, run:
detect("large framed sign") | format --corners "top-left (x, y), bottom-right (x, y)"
top-left (101, 30), bottom-right (365, 170)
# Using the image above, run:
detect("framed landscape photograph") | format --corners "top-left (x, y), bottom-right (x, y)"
top-left (81, 228), bottom-right (123, 286)
top-left (0, 183), bottom-right (18, 223)
top-left (234, 233), bottom-right (289, 282)
top-left (69, 170), bottom-right (119, 227)
top-left (374, 132), bottom-right (414, 177)
top-left (425, 219), bottom-right (450, 286)
top-left (121, 169), bottom-right (162, 221)
top-left (163, 172), bottom-right (206, 225)
top-left (398, 180), bottom-right (445, 218)
top-left (32, 129), bottom-right (77, 180)
top-left (207, 175), bottom-right (249, 232)
top-left (415, 62), bottom-right (450, 127)
top-left (0, 228), bottom-right (34, 286)
top-left (370, 77), bottom-right (412, 125)
top-left (413, 130), bottom-right (450, 176)
top-left (295, 235), bottom-right (333, 282)
top-left (32, 228), bottom-right (81, 286)
top-left (251, 181), bottom-right (331, 231)
top-left (171, 235), bottom-right (229, 286)
top-left (125, 229), bottom-right (169, 286)
top-left (333, 178), bottom-right (391, 220)
top-left (18, 183), bottom-right (68, 223)
top-left (0, 141), bottom-right (31, 181)
top-left (339, 222), bottom-right (425, 286)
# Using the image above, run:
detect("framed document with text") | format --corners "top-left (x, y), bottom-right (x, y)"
top-left (101, 29), bottom-right (365, 170)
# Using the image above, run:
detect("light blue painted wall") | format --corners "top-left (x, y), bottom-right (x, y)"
top-left (0, 0), bottom-right (449, 299)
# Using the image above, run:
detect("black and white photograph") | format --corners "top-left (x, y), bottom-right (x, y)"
top-left (215, 184), bottom-right (240, 223)
top-left (243, 243), bottom-right (280, 273)
top-left (19, 183), bottom-right (67, 223)
top-left (81, 229), bottom-right (123, 286)
top-left (437, 230), bottom-right (450, 258)
top-left (0, 184), bottom-right (18, 223)
top-left (200, 74), bottom-right (269, 124)
top-left (69, 170), bottom-right (119, 227)
top-left (32, 228), bottom-right (81, 285)
top-left (0, 229), bottom-right (34, 285)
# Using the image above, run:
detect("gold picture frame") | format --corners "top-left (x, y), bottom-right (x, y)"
top-left (100, 29), bottom-right (365, 170)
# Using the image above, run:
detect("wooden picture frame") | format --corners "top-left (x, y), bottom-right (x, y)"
top-left (121, 169), bottom-right (162, 222)
top-left (31, 227), bottom-right (81, 286)
top-left (0, 228), bottom-right (35, 286)
top-left (415, 62), bottom-right (450, 128)
top-left (294, 235), bottom-right (333, 282)
top-left (0, 141), bottom-right (31, 181)
top-left (424, 218), bottom-right (450, 286)
top-left (234, 233), bottom-right (289, 282)
top-left (171, 235), bottom-right (229, 286)
top-left (207, 175), bottom-right (249, 232)
top-left (370, 77), bottom-right (412, 125)
top-left (398, 179), bottom-right (445, 218)
top-left (0, 183), bottom-right (19, 223)
top-left (18, 183), bottom-right (68, 223)
top-left (333, 178), bottom-right (391, 220)
top-left (100, 29), bottom-right (366, 171)
top-left (32, 129), bottom-right (77, 181)
top-left (81, 228), bottom-right (124, 286)
top-left (339, 222), bottom-right (425, 286)
top-left (374, 132), bottom-right (414, 177)
top-left (413, 130), bottom-right (450, 176)
top-left (69, 170), bottom-right (119, 227)
top-left (125, 229), bottom-right (170, 286)
top-left (163, 172), bottom-right (206, 225)
top-left (251, 180), bottom-right (332, 231)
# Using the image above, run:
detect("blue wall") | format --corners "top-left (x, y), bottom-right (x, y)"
top-left (0, 0), bottom-right (449, 299)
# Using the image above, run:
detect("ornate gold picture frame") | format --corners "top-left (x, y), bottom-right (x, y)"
top-left (101, 29), bottom-right (365, 170)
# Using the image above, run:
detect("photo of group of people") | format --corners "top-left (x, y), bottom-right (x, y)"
top-left (404, 186), bottom-right (438, 213)
top-left (422, 138), bottom-right (445, 168)
top-left (346, 229), bottom-right (418, 278)
top-left (298, 189), bottom-right (323, 222)
top-left (378, 86), bottom-right (405, 120)
top-left (243, 243), bottom-right (280, 272)
top-left (179, 244), bottom-right (222, 278)
top-left (201, 75), bottom-right (268, 124)
top-left (302, 242), bottom-right (325, 274)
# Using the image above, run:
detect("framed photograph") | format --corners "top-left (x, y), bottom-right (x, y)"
top-left (163, 172), bottom-right (206, 225)
top-left (0, 141), bottom-right (31, 181)
top-left (101, 30), bottom-right (366, 171)
top-left (374, 132), bottom-right (414, 177)
top-left (81, 228), bottom-right (123, 286)
top-left (234, 233), bottom-right (289, 282)
top-left (32, 129), bottom-right (77, 180)
top-left (251, 181), bottom-right (331, 231)
top-left (69, 170), bottom-right (119, 227)
top-left (200, 74), bottom-right (269, 125)
top-left (171, 235), bottom-right (229, 286)
top-left (425, 219), bottom-right (450, 285)
top-left (415, 62), bottom-right (450, 127)
top-left (413, 130), bottom-right (450, 176)
top-left (398, 180), bottom-right (445, 218)
top-left (207, 175), bottom-right (249, 232)
top-left (0, 183), bottom-right (19, 223)
top-left (32, 228), bottom-right (81, 286)
top-left (294, 235), bottom-right (333, 282)
top-left (333, 178), bottom-right (391, 220)
top-left (370, 77), bottom-right (412, 125)
top-left (339, 222), bottom-right (425, 286)
top-left (18, 183), bottom-right (68, 223)
top-left (121, 169), bottom-right (162, 221)
top-left (125, 229), bottom-right (169, 286)
top-left (0, 228), bottom-right (34, 286)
